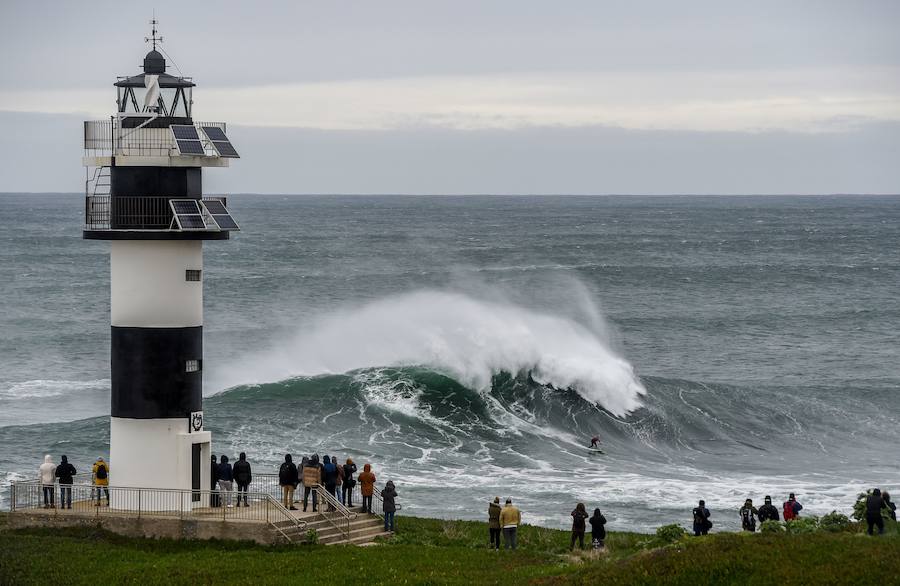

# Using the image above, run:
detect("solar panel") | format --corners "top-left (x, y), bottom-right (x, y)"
top-left (201, 127), bottom-right (240, 158)
top-left (172, 200), bottom-right (201, 214)
top-left (171, 125), bottom-right (205, 156)
top-left (211, 215), bottom-right (239, 230)
top-left (202, 126), bottom-right (227, 141)
top-left (200, 200), bottom-right (241, 231)
top-left (212, 141), bottom-right (239, 157)
top-left (176, 140), bottom-right (205, 155)
top-left (169, 199), bottom-right (210, 231)
top-left (178, 215), bottom-right (207, 230)
top-left (202, 200), bottom-right (228, 214)
top-left (172, 125), bottom-right (201, 140)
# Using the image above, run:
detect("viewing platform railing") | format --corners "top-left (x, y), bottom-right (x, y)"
top-left (8, 479), bottom-right (306, 542)
top-left (84, 119), bottom-right (227, 157)
top-left (84, 195), bottom-right (227, 231)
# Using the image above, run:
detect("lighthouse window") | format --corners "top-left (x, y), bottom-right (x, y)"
top-left (185, 269), bottom-right (201, 282)
top-left (185, 359), bottom-right (201, 373)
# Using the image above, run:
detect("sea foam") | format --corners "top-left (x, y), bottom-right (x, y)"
top-left (221, 290), bottom-right (646, 416)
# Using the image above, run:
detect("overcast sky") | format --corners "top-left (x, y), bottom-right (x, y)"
top-left (1, 0), bottom-right (898, 194)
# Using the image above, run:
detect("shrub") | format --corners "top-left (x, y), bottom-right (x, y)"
top-left (819, 511), bottom-right (851, 532)
top-left (304, 528), bottom-right (319, 545)
top-left (785, 517), bottom-right (819, 534)
top-left (760, 520), bottom-right (784, 533)
top-left (655, 524), bottom-right (687, 544)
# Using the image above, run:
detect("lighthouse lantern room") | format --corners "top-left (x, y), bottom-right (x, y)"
top-left (82, 21), bottom-right (240, 509)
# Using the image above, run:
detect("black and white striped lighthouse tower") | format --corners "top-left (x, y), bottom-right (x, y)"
top-left (82, 21), bottom-right (240, 507)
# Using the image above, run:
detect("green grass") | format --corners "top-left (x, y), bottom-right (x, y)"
top-left (1, 513), bottom-right (898, 585)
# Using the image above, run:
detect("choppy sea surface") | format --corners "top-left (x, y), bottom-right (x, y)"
top-left (1, 193), bottom-right (898, 532)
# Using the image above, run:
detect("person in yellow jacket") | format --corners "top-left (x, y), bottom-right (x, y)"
top-left (92, 457), bottom-right (110, 506)
top-left (499, 498), bottom-right (521, 550)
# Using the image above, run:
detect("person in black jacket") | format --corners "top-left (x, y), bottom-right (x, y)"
top-left (866, 488), bottom-right (888, 536)
top-left (342, 458), bottom-right (358, 507)
top-left (589, 508), bottom-right (607, 549)
top-left (381, 480), bottom-right (398, 532)
top-left (692, 500), bottom-right (711, 536)
top-left (210, 454), bottom-right (220, 507)
top-left (218, 455), bottom-right (234, 507)
top-left (570, 502), bottom-right (589, 550)
top-left (232, 452), bottom-right (252, 507)
top-left (278, 454), bottom-right (299, 510)
top-left (54, 455), bottom-right (77, 510)
top-left (757, 495), bottom-right (780, 523)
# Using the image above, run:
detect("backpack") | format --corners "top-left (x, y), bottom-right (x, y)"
top-left (693, 508), bottom-right (705, 525)
top-left (783, 501), bottom-right (796, 521)
top-left (95, 463), bottom-right (107, 480)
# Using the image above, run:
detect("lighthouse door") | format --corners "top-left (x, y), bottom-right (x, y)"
top-left (191, 444), bottom-right (201, 502)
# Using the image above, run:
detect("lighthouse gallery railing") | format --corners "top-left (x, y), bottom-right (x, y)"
top-left (84, 119), bottom-right (227, 157)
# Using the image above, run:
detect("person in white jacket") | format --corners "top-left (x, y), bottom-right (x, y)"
top-left (39, 454), bottom-right (56, 509)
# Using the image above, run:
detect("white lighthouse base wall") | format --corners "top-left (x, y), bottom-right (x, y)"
top-left (111, 240), bottom-right (203, 328)
top-left (109, 417), bottom-right (211, 511)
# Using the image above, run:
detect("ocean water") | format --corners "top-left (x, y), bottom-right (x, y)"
top-left (1, 193), bottom-right (898, 532)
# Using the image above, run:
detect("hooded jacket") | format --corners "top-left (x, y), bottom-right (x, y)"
top-left (92, 459), bottom-right (109, 486)
top-left (39, 455), bottom-right (55, 484)
top-left (322, 456), bottom-right (338, 488)
top-left (343, 461), bottom-right (358, 485)
top-left (488, 500), bottom-right (502, 529)
top-left (358, 464), bottom-right (376, 497)
top-left (589, 509), bottom-right (607, 539)
top-left (279, 455), bottom-right (299, 487)
top-left (55, 456), bottom-right (77, 484)
top-left (232, 455), bottom-right (252, 484)
top-left (217, 456), bottom-right (233, 482)
top-left (381, 481), bottom-right (398, 513)
top-left (500, 503), bottom-right (521, 528)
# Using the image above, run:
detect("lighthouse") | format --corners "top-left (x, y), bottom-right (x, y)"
top-left (82, 21), bottom-right (239, 508)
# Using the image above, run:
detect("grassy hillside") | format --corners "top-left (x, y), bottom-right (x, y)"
top-left (1, 513), bottom-right (898, 585)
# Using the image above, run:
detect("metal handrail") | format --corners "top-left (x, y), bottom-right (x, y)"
top-left (83, 195), bottom-right (228, 231)
top-left (312, 484), bottom-right (356, 541)
top-left (8, 479), bottom-right (307, 542)
top-left (83, 119), bottom-right (227, 157)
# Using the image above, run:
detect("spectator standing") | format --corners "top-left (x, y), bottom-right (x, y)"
top-left (278, 454), bottom-right (299, 510)
top-left (358, 463), bottom-right (376, 514)
top-left (342, 458), bottom-right (358, 507)
top-left (692, 500), bottom-right (711, 536)
top-left (757, 496), bottom-right (780, 523)
top-left (335, 460), bottom-right (345, 504)
top-left (866, 488), bottom-right (888, 536)
top-left (739, 499), bottom-right (758, 532)
top-left (883, 491), bottom-right (897, 522)
top-left (232, 452), bottom-right (252, 507)
top-left (783, 493), bottom-right (803, 521)
top-left (54, 455), bottom-right (77, 510)
top-left (302, 455), bottom-right (323, 512)
top-left (570, 502), bottom-right (589, 550)
top-left (92, 457), bottom-right (110, 506)
top-left (499, 498), bottom-right (521, 550)
top-left (322, 455), bottom-right (338, 510)
top-left (488, 497), bottom-right (502, 550)
top-left (217, 455), bottom-right (234, 507)
top-left (39, 455), bottom-right (56, 509)
top-left (589, 508), bottom-right (607, 549)
top-left (381, 480), bottom-right (398, 532)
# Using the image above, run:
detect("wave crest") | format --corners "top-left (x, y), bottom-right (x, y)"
top-left (219, 290), bottom-right (645, 416)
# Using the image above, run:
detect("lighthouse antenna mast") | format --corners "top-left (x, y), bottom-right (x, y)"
top-left (145, 14), bottom-right (163, 50)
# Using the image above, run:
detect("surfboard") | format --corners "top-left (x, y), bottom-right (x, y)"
top-left (587, 447), bottom-right (605, 454)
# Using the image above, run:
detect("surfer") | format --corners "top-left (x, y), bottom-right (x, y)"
top-left (589, 436), bottom-right (600, 449)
